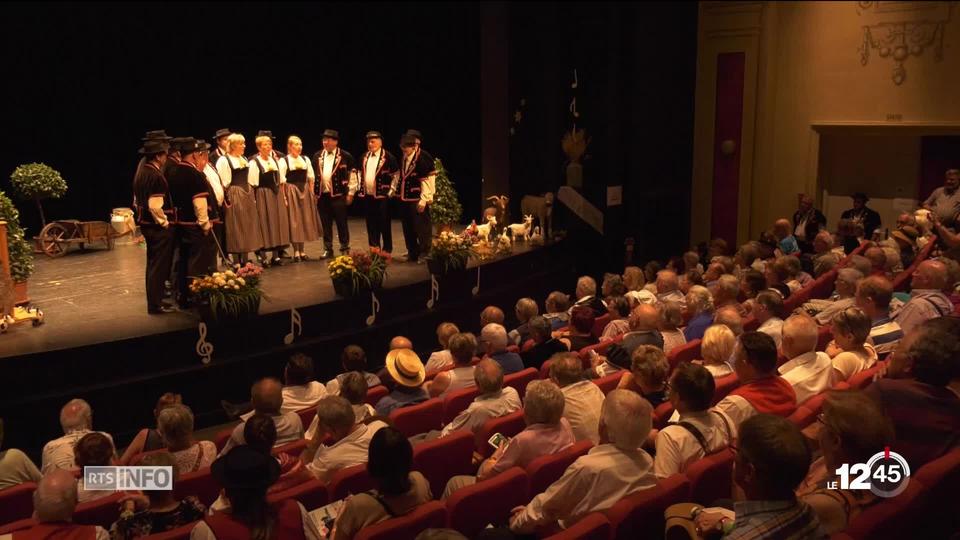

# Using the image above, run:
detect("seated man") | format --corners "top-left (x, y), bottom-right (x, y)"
top-left (543, 291), bottom-right (571, 330)
top-left (307, 372), bottom-right (375, 438)
top-left (653, 363), bottom-right (733, 478)
top-left (481, 323), bottom-right (524, 375)
top-left (550, 352), bottom-right (605, 444)
top-left (0, 419), bottom-right (42, 490)
top-left (753, 290), bottom-right (785, 349)
top-left (865, 318), bottom-right (960, 467)
top-left (326, 345), bottom-right (382, 395)
top-left (425, 322), bottom-right (460, 372)
top-left (41, 398), bottom-right (114, 474)
top-left (509, 390), bottom-right (656, 533)
top-left (220, 378), bottom-right (303, 456)
top-left (428, 332), bottom-right (479, 397)
top-left (439, 359), bottom-right (522, 438)
top-left (570, 276), bottom-right (607, 317)
top-left (375, 349), bottom-right (429, 416)
top-left (4, 469), bottom-right (110, 539)
top-left (693, 415), bottom-right (823, 538)
top-left (655, 270), bottom-right (686, 309)
top-left (509, 298), bottom-right (539, 347)
top-left (893, 259), bottom-right (952, 334)
top-left (480, 305), bottom-right (505, 329)
top-left (855, 275), bottom-right (903, 356)
top-left (864, 247), bottom-right (889, 278)
top-left (301, 396), bottom-right (387, 482)
top-left (713, 332), bottom-right (797, 429)
top-left (711, 274), bottom-right (742, 313)
top-left (441, 380), bottom-right (575, 498)
top-left (234, 353), bottom-right (327, 421)
top-left (599, 304), bottom-right (664, 372)
top-left (520, 316), bottom-right (568, 371)
top-left (805, 268), bottom-right (862, 325)
top-left (778, 315), bottom-right (832, 405)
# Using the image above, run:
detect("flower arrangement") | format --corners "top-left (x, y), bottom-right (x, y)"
top-left (426, 230), bottom-right (475, 274)
top-left (328, 248), bottom-right (390, 296)
top-left (189, 262), bottom-right (263, 320)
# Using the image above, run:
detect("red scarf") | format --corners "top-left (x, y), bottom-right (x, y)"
top-left (730, 376), bottom-right (797, 417)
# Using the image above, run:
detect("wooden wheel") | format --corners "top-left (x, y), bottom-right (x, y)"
top-left (39, 222), bottom-right (70, 257)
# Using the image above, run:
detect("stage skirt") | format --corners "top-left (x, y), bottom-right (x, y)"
top-left (283, 183), bottom-right (321, 243)
top-left (255, 186), bottom-right (291, 249)
top-left (224, 185), bottom-right (264, 254)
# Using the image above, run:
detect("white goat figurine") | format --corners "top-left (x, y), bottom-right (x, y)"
top-left (508, 214), bottom-right (534, 242)
top-left (475, 215), bottom-right (497, 243)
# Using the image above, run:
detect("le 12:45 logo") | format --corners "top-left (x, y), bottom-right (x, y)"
top-left (830, 447), bottom-right (910, 498)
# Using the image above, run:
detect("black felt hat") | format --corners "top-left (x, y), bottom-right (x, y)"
top-left (405, 129), bottom-right (422, 141)
top-left (142, 130), bottom-right (173, 142)
top-left (852, 192), bottom-right (869, 202)
top-left (257, 130), bottom-right (275, 139)
top-left (170, 137), bottom-right (196, 153)
top-left (365, 131), bottom-right (383, 140)
top-left (138, 140), bottom-right (170, 155)
top-left (180, 139), bottom-right (211, 154)
top-left (211, 446), bottom-right (280, 490)
top-left (214, 128), bottom-right (232, 140)
top-left (322, 129), bottom-right (339, 140)
top-left (399, 134), bottom-right (417, 147)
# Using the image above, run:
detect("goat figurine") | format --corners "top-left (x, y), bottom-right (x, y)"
top-left (475, 215), bottom-right (497, 243)
top-left (508, 214), bottom-right (534, 242)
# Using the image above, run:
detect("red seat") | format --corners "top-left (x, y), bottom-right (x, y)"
top-left (506, 344), bottom-right (520, 353)
top-left (213, 425), bottom-right (235, 451)
top-left (526, 440), bottom-right (593, 498)
top-left (272, 439), bottom-right (307, 457)
top-left (0, 481), bottom-right (37, 525)
top-left (504, 368), bottom-right (538, 398)
top-left (593, 372), bottom-right (622, 395)
top-left (266, 478), bottom-right (328, 511)
top-left (365, 385), bottom-right (389, 406)
top-left (475, 409), bottom-right (527, 458)
top-left (712, 374), bottom-right (740, 405)
top-left (605, 474), bottom-right (691, 540)
top-left (685, 448), bottom-right (734, 505)
top-left (141, 522), bottom-right (196, 539)
top-left (176, 467), bottom-right (219, 507)
top-left (73, 491), bottom-right (124, 527)
top-left (839, 480), bottom-right (926, 539)
top-left (443, 387), bottom-right (481, 424)
top-left (296, 406), bottom-right (316, 432)
top-left (591, 314), bottom-right (612, 339)
top-left (327, 463), bottom-right (374, 501)
top-left (413, 429), bottom-right (475, 498)
top-left (540, 359), bottom-right (555, 380)
top-left (544, 512), bottom-right (611, 540)
top-left (787, 405), bottom-right (817, 429)
top-left (742, 316), bottom-right (759, 332)
top-left (667, 339), bottom-right (701, 371)
top-left (355, 501), bottom-right (447, 540)
top-left (0, 518), bottom-right (35, 535)
top-left (578, 334), bottom-right (625, 364)
top-left (816, 325), bottom-right (833, 352)
top-left (846, 362), bottom-right (885, 390)
top-left (912, 449), bottom-right (960, 537)
top-left (809, 269), bottom-right (838, 300)
top-left (652, 402), bottom-right (675, 430)
top-left (446, 467), bottom-right (529, 538)
top-left (521, 339), bottom-right (535, 353)
top-left (893, 236), bottom-right (937, 291)
top-left (389, 398), bottom-right (444, 438)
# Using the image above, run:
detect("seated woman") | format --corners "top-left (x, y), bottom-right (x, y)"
top-left (330, 427), bottom-right (432, 540)
top-left (617, 345), bottom-right (670, 408)
top-left (120, 392), bottom-right (182, 465)
top-left (558, 307), bottom-right (599, 352)
top-left (157, 404), bottom-right (216, 475)
top-left (796, 391), bottom-right (893, 535)
top-left (824, 307), bottom-right (878, 384)
top-left (659, 301), bottom-right (687, 355)
top-left (600, 296), bottom-right (631, 341)
top-left (110, 452), bottom-right (205, 539)
top-left (307, 372), bottom-right (375, 438)
top-left (75, 432), bottom-right (116, 503)
top-left (739, 269), bottom-right (766, 318)
top-left (697, 324), bottom-right (735, 378)
top-left (622, 265), bottom-right (646, 292)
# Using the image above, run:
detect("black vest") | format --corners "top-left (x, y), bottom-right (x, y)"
top-left (223, 156), bottom-right (250, 189)
top-left (399, 148), bottom-right (436, 202)
top-left (358, 149), bottom-right (399, 199)
top-left (313, 148), bottom-right (355, 198)
top-left (284, 155), bottom-right (309, 190)
top-left (133, 162), bottom-right (172, 225)
top-left (253, 156), bottom-right (281, 192)
top-left (167, 162), bottom-right (210, 225)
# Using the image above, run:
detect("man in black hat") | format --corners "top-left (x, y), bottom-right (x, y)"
top-left (167, 138), bottom-right (218, 308)
top-left (163, 137), bottom-right (191, 180)
top-left (210, 128), bottom-right (231, 163)
top-left (133, 130), bottom-right (174, 187)
top-left (133, 139), bottom-right (176, 314)
top-left (841, 192), bottom-right (882, 240)
top-left (358, 131), bottom-right (400, 254)
top-left (398, 133), bottom-right (436, 263)
top-left (313, 129), bottom-right (357, 257)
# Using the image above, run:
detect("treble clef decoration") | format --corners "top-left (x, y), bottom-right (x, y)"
top-left (426, 275), bottom-right (440, 309)
top-left (283, 308), bottom-right (302, 345)
top-left (366, 291), bottom-right (381, 326)
top-left (196, 322), bottom-right (214, 364)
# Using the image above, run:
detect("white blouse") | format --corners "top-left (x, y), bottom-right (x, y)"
top-left (203, 163), bottom-right (224, 206)
top-left (215, 155), bottom-right (248, 188)
top-left (247, 155), bottom-right (285, 188)
top-left (278, 154), bottom-right (316, 184)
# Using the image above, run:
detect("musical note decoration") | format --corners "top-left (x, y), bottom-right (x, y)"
top-left (196, 322), bottom-right (214, 364)
top-left (472, 265), bottom-right (480, 296)
top-left (366, 291), bottom-right (381, 326)
top-left (426, 275), bottom-right (440, 309)
top-left (571, 68), bottom-right (578, 89)
top-left (283, 308), bottom-right (302, 345)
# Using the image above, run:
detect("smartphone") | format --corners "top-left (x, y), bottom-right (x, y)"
top-left (488, 432), bottom-right (509, 449)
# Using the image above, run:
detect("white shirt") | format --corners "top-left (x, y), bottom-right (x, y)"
top-left (278, 154), bottom-right (316, 186)
top-left (654, 410), bottom-right (734, 478)
top-left (440, 387), bottom-right (522, 437)
top-left (203, 163), bottom-right (224, 206)
top-left (712, 395), bottom-right (758, 430)
top-left (305, 404), bottom-right (376, 439)
top-left (246, 155), bottom-right (284, 188)
top-left (363, 149), bottom-right (382, 195)
top-left (306, 421), bottom-right (387, 482)
top-left (1, 526), bottom-right (109, 540)
top-left (189, 501), bottom-right (322, 540)
top-left (778, 351), bottom-right (833, 405)
top-left (704, 362), bottom-right (734, 378)
top-left (220, 412), bottom-right (303, 456)
top-left (240, 382), bottom-right (328, 421)
top-left (560, 380), bottom-right (605, 444)
top-left (758, 317), bottom-right (784, 349)
top-left (41, 430), bottom-right (114, 474)
top-left (439, 366), bottom-right (478, 397)
top-left (424, 350), bottom-right (454, 372)
top-left (510, 444), bottom-right (656, 533)
top-left (320, 151), bottom-right (336, 193)
top-left (215, 155), bottom-right (247, 188)
top-left (831, 345), bottom-right (878, 384)
top-left (403, 152), bottom-right (436, 205)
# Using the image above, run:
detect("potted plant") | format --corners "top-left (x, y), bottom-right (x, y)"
top-left (425, 230), bottom-right (475, 275)
top-left (0, 190), bottom-right (34, 304)
top-left (430, 158), bottom-right (463, 233)
top-left (189, 262), bottom-right (264, 323)
top-left (328, 248), bottom-right (390, 298)
top-left (9, 163), bottom-right (68, 229)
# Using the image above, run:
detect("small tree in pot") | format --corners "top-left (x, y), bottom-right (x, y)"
top-left (0, 190), bottom-right (35, 304)
top-left (430, 158), bottom-right (463, 232)
top-left (10, 163), bottom-right (68, 228)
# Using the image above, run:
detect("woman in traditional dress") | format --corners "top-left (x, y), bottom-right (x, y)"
top-left (216, 134), bottom-right (263, 264)
top-left (249, 135), bottom-right (291, 266)
top-left (279, 135), bottom-right (321, 262)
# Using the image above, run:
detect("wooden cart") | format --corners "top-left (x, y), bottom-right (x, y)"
top-left (38, 220), bottom-right (115, 258)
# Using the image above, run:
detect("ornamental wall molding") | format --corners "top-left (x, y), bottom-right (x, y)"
top-left (858, 1), bottom-right (955, 85)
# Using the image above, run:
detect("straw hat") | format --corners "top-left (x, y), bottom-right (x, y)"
top-left (385, 348), bottom-right (425, 387)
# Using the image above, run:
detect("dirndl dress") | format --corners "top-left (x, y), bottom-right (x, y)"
top-left (221, 156), bottom-right (263, 254)
top-left (282, 159), bottom-right (321, 243)
top-left (252, 157), bottom-right (291, 249)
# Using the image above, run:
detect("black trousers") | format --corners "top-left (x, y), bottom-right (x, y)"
top-left (400, 201), bottom-right (432, 261)
top-left (175, 225), bottom-right (217, 305)
top-left (318, 193), bottom-right (349, 252)
top-left (363, 196), bottom-right (392, 253)
top-left (141, 224), bottom-right (175, 312)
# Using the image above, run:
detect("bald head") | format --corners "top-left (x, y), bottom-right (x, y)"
top-left (389, 336), bottom-right (413, 350)
top-left (630, 304), bottom-right (660, 331)
top-left (251, 377), bottom-right (283, 414)
top-left (60, 399), bottom-right (92, 433)
top-left (912, 259), bottom-right (948, 290)
top-left (781, 314), bottom-right (818, 358)
top-left (480, 306), bottom-right (505, 327)
top-left (656, 270), bottom-right (679, 294)
top-left (474, 358), bottom-right (504, 395)
top-left (34, 469), bottom-right (78, 522)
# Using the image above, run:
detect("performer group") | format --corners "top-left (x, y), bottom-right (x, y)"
top-left (132, 128), bottom-right (437, 315)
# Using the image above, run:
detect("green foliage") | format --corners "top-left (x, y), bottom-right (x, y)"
top-left (10, 163), bottom-right (67, 201)
top-left (431, 159), bottom-right (463, 226)
top-left (426, 231), bottom-right (476, 274)
top-left (0, 191), bottom-right (34, 282)
top-left (328, 249), bottom-right (390, 295)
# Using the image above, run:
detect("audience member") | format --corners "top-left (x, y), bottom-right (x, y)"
top-left (837, 218), bottom-right (864, 256)
top-left (232, 413), bottom-right (313, 500)
top-left (326, 345), bottom-right (382, 396)
top-left (571, 276), bottom-right (607, 317)
top-left (622, 266), bottom-right (646, 291)
top-left (220, 378), bottom-right (303, 456)
top-left (683, 251), bottom-right (704, 274)
top-left (601, 273), bottom-right (627, 299)
top-left (74, 432), bottom-right (115, 503)
top-left (864, 247), bottom-right (889, 278)
top-left (158, 404), bottom-right (216, 474)
top-left (338, 372), bottom-right (376, 424)
top-left (509, 390), bottom-right (655, 533)
top-left (653, 363), bottom-right (733, 478)
top-left (813, 252), bottom-right (839, 278)
top-left (602, 304), bottom-right (665, 370)
top-left (890, 226), bottom-right (918, 268)
top-left (712, 274), bottom-right (741, 311)
top-left (425, 322), bottom-right (460, 372)
top-left (922, 168), bottom-right (960, 228)
top-left (389, 335), bottom-right (414, 351)
top-left (881, 245), bottom-right (902, 275)
top-left (301, 396), bottom-right (388, 482)
top-left (734, 242), bottom-right (763, 274)
top-left (42, 398), bottom-right (114, 474)
top-left (520, 317), bottom-right (567, 371)
top-left (806, 268), bottom-right (862, 325)
top-left (508, 299), bottom-right (538, 347)
top-left (375, 349), bottom-right (429, 416)
top-left (120, 392), bottom-right (181, 465)
top-left (331, 427), bottom-right (432, 540)
top-left (841, 192), bottom-right (882, 240)
top-left (429, 333), bottom-right (479, 397)
top-left (439, 359), bottom-right (521, 438)
top-left (600, 296), bottom-right (631, 340)
top-left (783, 254), bottom-right (813, 289)
top-left (846, 254), bottom-right (872, 279)
top-left (655, 270), bottom-right (686, 309)
top-left (855, 275), bottom-right (903, 356)
top-left (753, 290), bottom-right (785, 349)
top-left (617, 345), bottom-right (670, 407)
top-left (551, 352), bottom-right (605, 444)
top-left (644, 261), bottom-right (662, 293)
top-left (793, 194), bottom-right (827, 252)
top-left (739, 269), bottom-right (766, 316)
top-left (543, 291), bottom-right (571, 330)
top-left (482, 323), bottom-right (525, 374)
top-left (893, 259), bottom-right (952, 334)
top-left (558, 307), bottom-right (599, 353)
top-left (764, 256), bottom-right (792, 292)
top-left (480, 305), bottom-right (505, 330)
top-left (713, 332), bottom-right (796, 428)
top-left (11, 469), bottom-right (110, 539)
top-left (683, 285), bottom-right (715, 341)
top-left (896, 211), bottom-right (917, 230)
top-left (659, 301), bottom-right (687, 354)
top-left (679, 269), bottom-right (705, 295)
top-left (773, 218), bottom-right (800, 256)
top-left (110, 452), bottom-right (206, 539)
top-left (778, 315), bottom-right (832, 405)
top-left (0, 419), bottom-right (42, 490)
top-left (699, 325), bottom-right (735, 378)
top-left (825, 307), bottom-right (877, 383)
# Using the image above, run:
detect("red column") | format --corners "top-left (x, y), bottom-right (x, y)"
top-left (710, 52), bottom-right (745, 247)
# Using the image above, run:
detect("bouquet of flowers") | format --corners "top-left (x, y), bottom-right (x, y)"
top-left (328, 248), bottom-right (390, 296)
top-left (189, 263), bottom-right (264, 320)
top-left (426, 230), bottom-right (476, 274)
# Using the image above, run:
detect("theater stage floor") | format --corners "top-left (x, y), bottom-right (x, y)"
top-left (0, 219), bottom-right (537, 359)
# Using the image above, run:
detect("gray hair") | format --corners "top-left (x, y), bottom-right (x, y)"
top-left (813, 254), bottom-right (838, 277)
top-left (33, 469), bottom-right (79, 522)
top-left (782, 314), bottom-right (818, 355)
top-left (815, 230), bottom-right (834, 249)
top-left (685, 285), bottom-right (714, 315)
top-left (713, 256), bottom-right (735, 275)
top-left (881, 247), bottom-right (900, 271)
top-left (848, 255), bottom-right (872, 278)
top-left (60, 399), bottom-right (92, 433)
top-left (576, 276), bottom-right (597, 298)
top-left (601, 389), bottom-right (652, 450)
top-left (527, 316), bottom-right (552, 340)
top-left (522, 380), bottom-right (565, 425)
top-left (474, 358), bottom-right (504, 395)
top-left (715, 274), bottom-right (739, 300)
top-left (314, 396), bottom-right (356, 435)
top-left (157, 404), bottom-right (195, 446)
top-left (481, 323), bottom-right (509, 353)
top-left (659, 301), bottom-right (684, 329)
top-left (448, 332), bottom-right (478, 365)
top-left (836, 268), bottom-right (864, 292)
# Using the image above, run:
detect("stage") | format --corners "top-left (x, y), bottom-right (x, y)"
top-left (0, 218), bottom-right (580, 460)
